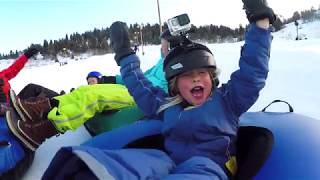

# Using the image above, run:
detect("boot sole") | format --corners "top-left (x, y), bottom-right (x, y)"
top-left (9, 89), bottom-right (31, 122)
top-left (6, 110), bottom-right (37, 151)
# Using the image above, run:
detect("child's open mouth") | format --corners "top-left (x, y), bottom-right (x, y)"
top-left (190, 86), bottom-right (204, 98)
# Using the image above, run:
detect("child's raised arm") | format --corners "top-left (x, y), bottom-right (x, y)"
top-left (109, 22), bottom-right (167, 117)
top-left (223, 0), bottom-right (276, 116)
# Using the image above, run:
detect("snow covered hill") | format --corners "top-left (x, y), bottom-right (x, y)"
top-left (273, 19), bottom-right (320, 40)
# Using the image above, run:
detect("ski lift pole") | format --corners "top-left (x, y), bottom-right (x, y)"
top-left (140, 23), bottom-right (145, 55)
top-left (157, 0), bottom-right (162, 33)
top-left (294, 20), bottom-right (299, 40)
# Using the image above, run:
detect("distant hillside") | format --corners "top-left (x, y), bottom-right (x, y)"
top-left (273, 20), bottom-right (320, 40)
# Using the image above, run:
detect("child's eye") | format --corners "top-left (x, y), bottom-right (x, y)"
top-left (181, 72), bottom-right (191, 77)
top-left (199, 70), bottom-right (207, 74)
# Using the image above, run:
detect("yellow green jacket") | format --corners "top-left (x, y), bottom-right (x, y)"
top-left (48, 84), bottom-right (135, 132)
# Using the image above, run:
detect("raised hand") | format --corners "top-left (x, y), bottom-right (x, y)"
top-left (242, 0), bottom-right (276, 24)
top-left (110, 21), bottom-right (135, 65)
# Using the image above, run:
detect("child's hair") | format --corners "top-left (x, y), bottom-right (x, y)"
top-left (157, 67), bottom-right (220, 113)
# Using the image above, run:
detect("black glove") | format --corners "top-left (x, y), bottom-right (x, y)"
top-left (24, 47), bottom-right (39, 58)
top-left (0, 79), bottom-right (6, 102)
top-left (0, 91), bottom-right (6, 103)
top-left (110, 21), bottom-right (135, 65)
top-left (242, 0), bottom-right (276, 24)
top-left (59, 90), bottom-right (66, 95)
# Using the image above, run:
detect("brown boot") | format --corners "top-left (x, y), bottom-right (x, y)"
top-left (10, 89), bottom-right (51, 122)
top-left (18, 97), bottom-right (51, 122)
top-left (6, 109), bottom-right (59, 151)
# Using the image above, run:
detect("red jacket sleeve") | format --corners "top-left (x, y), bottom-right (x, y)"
top-left (2, 54), bottom-right (28, 80)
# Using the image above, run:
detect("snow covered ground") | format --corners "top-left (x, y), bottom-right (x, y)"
top-left (0, 21), bottom-right (318, 179)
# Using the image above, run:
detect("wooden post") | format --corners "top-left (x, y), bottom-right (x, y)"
top-left (157, 0), bottom-right (162, 34)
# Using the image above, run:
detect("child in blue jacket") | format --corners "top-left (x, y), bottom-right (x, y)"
top-left (43, 0), bottom-right (276, 179)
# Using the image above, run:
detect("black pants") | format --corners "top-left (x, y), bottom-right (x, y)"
top-left (18, 83), bottom-right (59, 100)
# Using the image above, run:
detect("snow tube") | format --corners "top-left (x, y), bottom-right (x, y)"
top-left (84, 106), bottom-right (144, 136)
top-left (47, 100), bottom-right (320, 179)
top-left (0, 115), bottom-right (34, 179)
top-left (82, 119), bottom-right (163, 149)
top-left (239, 100), bottom-right (320, 179)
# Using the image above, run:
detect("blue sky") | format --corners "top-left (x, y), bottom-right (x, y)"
top-left (1, 0), bottom-right (319, 54)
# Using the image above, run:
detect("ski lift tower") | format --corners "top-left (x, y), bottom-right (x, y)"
top-left (294, 20), bottom-right (299, 40)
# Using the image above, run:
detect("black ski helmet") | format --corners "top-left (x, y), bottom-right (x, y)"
top-left (163, 42), bottom-right (216, 81)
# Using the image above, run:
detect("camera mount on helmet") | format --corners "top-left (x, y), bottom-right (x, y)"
top-left (167, 13), bottom-right (191, 36)
top-left (166, 13), bottom-right (194, 48)
top-left (164, 13), bottom-right (219, 88)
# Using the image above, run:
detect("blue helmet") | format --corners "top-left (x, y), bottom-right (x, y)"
top-left (86, 71), bottom-right (102, 80)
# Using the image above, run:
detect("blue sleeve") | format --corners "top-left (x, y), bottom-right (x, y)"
top-left (119, 55), bottom-right (168, 117)
top-left (223, 23), bottom-right (272, 116)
